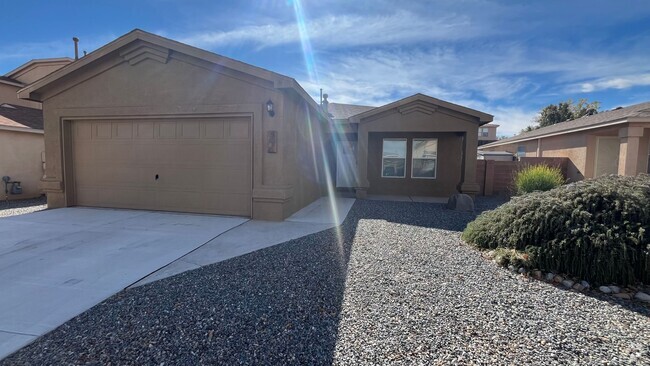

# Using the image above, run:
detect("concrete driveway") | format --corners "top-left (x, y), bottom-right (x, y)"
top-left (0, 208), bottom-right (248, 358)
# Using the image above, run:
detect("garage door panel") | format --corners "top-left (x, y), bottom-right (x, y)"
top-left (72, 117), bottom-right (252, 217)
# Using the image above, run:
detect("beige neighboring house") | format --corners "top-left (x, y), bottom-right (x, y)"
top-left (0, 58), bottom-right (71, 200)
top-left (18, 29), bottom-right (492, 220)
top-left (478, 123), bottom-right (499, 146)
top-left (479, 102), bottom-right (650, 181)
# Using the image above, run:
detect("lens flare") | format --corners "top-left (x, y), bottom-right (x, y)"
top-left (291, 0), bottom-right (346, 254)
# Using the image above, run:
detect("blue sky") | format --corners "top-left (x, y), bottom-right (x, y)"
top-left (2, 0), bottom-right (650, 136)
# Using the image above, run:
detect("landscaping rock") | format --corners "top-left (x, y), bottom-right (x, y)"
top-left (518, 267), bottom-right (526, 274)
top-left (545, 272), bottom-right (555, 281)
top-left (599, 286), bottom-right (612, 294)
top-left (609, 286), bottom-right (621, 294)
top-left (561, 279), bottom-right (574, 288)
top-left (613, 293), bottom-right (632, 300)
top-left (572, 283), bottom-right (584, 291)
top-left (553, 275), bottom-right (564, 283)
top-left (580, 280), bottom-right (590, 289)
top-left (634, 292), bottom-right (650, 303)
top-left (446, 193), bottom-right (474, 212)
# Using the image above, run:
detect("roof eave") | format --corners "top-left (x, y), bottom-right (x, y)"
top-left (0, 125), bottom-right (44, 134)
top-left (17, 30), bottom-right (318, 112)
top-left (478, 118), bottom-right (634, 149)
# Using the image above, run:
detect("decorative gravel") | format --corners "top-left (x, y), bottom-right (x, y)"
top-left (0, 196), bottom-right (46, 218)
top-left (2, 198), bottom-right (649, 365)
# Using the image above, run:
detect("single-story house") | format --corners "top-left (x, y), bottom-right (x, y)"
top-left (479, 102), bottom-right (650, 181)
top-left (326, 96), bottom-right (493, 198)
top-left (0, 58), bottom-right (71, 200)
top-left (18, 29), bottom-right (492, 220)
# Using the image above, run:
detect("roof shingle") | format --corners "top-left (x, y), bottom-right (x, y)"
top-left (0, 103), bottom-right (43, 130)
top-left (327, 102), bottom-right (376, 120)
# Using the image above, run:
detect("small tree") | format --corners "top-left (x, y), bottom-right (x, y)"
top-left (523, 99), bottom-right (600, 132)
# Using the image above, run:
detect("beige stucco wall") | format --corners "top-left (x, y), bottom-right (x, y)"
top-left (36, 44), bottom-right (324, 220)
top-left (479, 123), bottom-right (650, 181)
top-left (356, 105), bottom-right (481, 197)
top-left (0, 130), bottom-right (44, 199)
top-left (0, 83), bottom-right (41, 108)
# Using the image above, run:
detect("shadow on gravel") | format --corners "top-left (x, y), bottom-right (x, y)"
top-left (0, 199), bottom-right (499, 365)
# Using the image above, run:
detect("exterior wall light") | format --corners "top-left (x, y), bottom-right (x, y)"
top-left (266, 100), bottom-right (275, 117)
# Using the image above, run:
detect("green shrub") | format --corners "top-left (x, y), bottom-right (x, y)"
top-left (491, 248), bottom-right (535, 268)
top-left (514, 164), bottom-right (565, 194)
top-left (462, 174), bottom-right (650, 285)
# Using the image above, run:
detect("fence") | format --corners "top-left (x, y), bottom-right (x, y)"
top-left (476, 157), bottom-right (569, 196)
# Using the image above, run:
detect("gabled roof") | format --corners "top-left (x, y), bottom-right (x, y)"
top-left (0, 103), bottom-right (43, 132)
top-left (17, 29), bottom-right (321, 113)
top-left (481, 101), bottom-right (650, 148)
top-left (5, 57), bottom-right (73, 80)
top-left (349, 93), bottom-right (493, 124)
top-left (328, 102), bottom-right (376, 120)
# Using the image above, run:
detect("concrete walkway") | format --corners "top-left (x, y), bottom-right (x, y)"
top-left (131, 196), bottom-right (356, 287)
top-left (0, 196), bottom-right (354, 359)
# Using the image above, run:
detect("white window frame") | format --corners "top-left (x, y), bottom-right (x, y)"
top-left (479, 127), bottom-right (489, 137)
top-left (411, 138), bottom-right (438, 179)
top-left (381, 138), bottom-right (407, 178)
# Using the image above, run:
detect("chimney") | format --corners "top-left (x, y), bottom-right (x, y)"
top-left (322, 93), bottom-right (329, 113)
top-left (72, 37), bottom-right (79, 60)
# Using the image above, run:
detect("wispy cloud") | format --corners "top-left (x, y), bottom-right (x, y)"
top-left (572, 74), bottom-right (650, 93)
top-left (179, 10), bottom-right (490, 50)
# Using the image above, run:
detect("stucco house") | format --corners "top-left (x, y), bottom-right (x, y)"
top-left (18, 29), bottom-right (492, 220)
top-left (0, 58), bottom-right (71, 200)
top-left (478, 123), bottom-right (499, 146)
top-left (326, 95), bottom-right (492, 198)
top-left (479, 102), bottom-right (650, 181)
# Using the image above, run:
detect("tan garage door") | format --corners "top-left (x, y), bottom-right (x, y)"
top-left (71, 117), bottom-right (252, 216)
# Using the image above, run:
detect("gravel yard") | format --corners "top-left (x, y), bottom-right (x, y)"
top-left (0, 196), bottom-right (46, 218)
top-left (2, 198), bottom-right (649, 365)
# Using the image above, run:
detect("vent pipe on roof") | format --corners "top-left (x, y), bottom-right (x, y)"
top-left (72, 37), bottom-right (79, 60)
top-left (322, 93), bottom-right (329, 113)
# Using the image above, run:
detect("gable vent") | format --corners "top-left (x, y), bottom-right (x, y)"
top-left (119, 41), bottom-right (170, 66)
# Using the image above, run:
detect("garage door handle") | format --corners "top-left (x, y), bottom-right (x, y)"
top-left (155, 174), bottom-right (159, 180)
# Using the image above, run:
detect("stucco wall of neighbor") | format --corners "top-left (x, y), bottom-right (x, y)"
top-left (0, 83), bottom-right (41, 108)
top-left (367, 132), bottom-right (462, 196)
top-left (356, 104), bottom-right (481, 197)
top-left (37, 44), bottom-right (317, 220)
top-left (0, 130), bottom-right (44, 200)
top-left (538, 133), bottom-right (587, 181)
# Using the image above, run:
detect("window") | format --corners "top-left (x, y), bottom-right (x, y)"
top-left (412, 138), bottom-right (437, 179)
top-left (382, 139), bottom-right (407, 178)
top-left (479, 127), bottom-right (489, 137)
top-left (517, 145), bottom-right (526, 157)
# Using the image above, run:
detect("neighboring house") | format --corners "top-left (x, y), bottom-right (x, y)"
top-left (326, 94), bottom-right (493, 198)
top-left (0, 58), bottom-right (71, 200)
top-left (478, 123), bottom-right (499, 146)
top-left (479, 102), bottom-right (650, 181)
top-left (18, 29), bottom-right (492, 220)
top-left (477, 150), bottom-right (514, 161)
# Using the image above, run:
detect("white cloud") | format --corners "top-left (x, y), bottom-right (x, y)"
top-left (179, 11), bottom-right (489, 50)
top-left (573, 74), bottom-right (650, 93)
